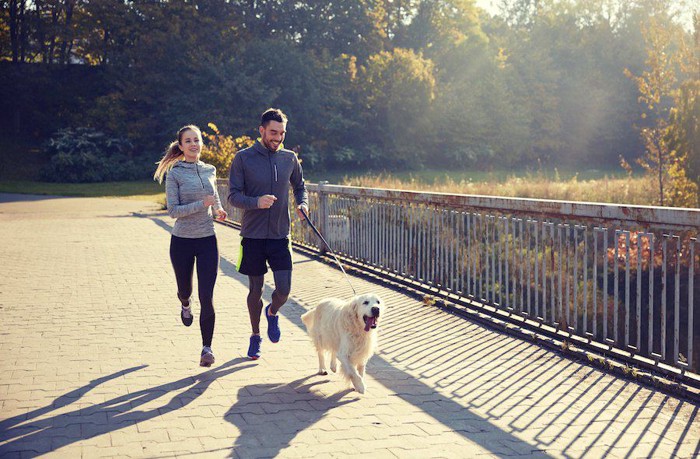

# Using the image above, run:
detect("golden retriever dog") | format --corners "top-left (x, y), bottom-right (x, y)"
top-left (300, 293), bottom-right (384, 394)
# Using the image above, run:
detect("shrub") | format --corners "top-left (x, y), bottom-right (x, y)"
top-left (200, 123), bottom-right (254, 178)
top-left (40, 127), bottom-right (150, 182)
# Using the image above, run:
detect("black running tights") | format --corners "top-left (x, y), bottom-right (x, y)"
top-left (170, 235), bottom-right (218, 347)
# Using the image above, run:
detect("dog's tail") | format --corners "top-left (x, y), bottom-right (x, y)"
top-left (300, 308), bottom-right (315, 332)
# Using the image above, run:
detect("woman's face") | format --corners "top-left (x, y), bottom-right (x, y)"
top-left (179, 129), bottom-right (202, 162)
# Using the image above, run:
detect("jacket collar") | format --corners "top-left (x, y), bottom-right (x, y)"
top-left (174, 160), bottom-right (203, 168)
top-left (253, 139), bottom-right (284, 156)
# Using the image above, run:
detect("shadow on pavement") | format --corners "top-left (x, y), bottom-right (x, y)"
top-left (136, 213), bottom-right (700, 459)
top-left (225, 376), bottom-right (356, 457)
top-left (140, 213), bottom-right (554, 457)
top-left (0, 193), bottom-right (68, 203)
top-left (0, 359), bottom-right (254, 457)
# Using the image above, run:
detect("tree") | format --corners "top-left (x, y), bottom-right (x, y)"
top-left (667, 13), bottom-right (700, 187)
top-left (625, 15), bottom-right (698, 207)
top-left (200, 123), bottom-right (254, 176)
top-left (356, 48), bottom-right (436, 166)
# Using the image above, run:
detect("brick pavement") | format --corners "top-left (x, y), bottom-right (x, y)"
top-left (0, 193), bottom-right (698, 458)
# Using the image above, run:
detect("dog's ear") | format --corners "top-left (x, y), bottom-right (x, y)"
top-left (350, 296), bottom-right (360, 314)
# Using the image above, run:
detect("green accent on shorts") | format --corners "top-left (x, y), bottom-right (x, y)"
top-left (236, 236), bottom-right (244, 272)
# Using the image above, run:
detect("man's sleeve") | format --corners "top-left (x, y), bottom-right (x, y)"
top-left (228, 153), bottom-right (258, 210)
top-left (291, 155), bottom-right (308, 207)
top-left (212, 166), bottom-right (223, 212)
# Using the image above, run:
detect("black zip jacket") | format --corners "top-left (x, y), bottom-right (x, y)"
top-left (227, 140), bottom-right (308, 239)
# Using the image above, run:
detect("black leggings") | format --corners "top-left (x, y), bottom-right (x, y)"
top-left (170, 235), bottom-right (218, 347)
top-left (247, 270), bottom-right (291, 335)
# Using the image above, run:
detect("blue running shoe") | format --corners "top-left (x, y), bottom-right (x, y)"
top-left (265, 304), bottom-right (281, 343)
top-left (247, 335), bottom-right (262, 360)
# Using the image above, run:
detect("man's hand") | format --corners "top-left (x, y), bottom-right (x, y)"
top-left (257, 194), bottom-right (277, 209)
top-left (296, 204), bottom-right (309, 220)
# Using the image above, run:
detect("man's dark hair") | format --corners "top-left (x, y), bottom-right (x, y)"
top-left (260, 108), bottom-right (288, 127)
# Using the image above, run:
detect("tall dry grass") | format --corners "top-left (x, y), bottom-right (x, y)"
top-left (339, 173), bottom-right (674, 206)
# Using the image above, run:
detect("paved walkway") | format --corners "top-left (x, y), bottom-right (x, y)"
top-left (0, 193), bottom-right (698, 459)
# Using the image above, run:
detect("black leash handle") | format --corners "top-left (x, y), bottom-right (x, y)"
top-left (300, 207), bottom-right (357, 295)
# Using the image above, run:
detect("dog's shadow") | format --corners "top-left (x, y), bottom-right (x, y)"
top-left (225, 375), bottom-right (356, 456)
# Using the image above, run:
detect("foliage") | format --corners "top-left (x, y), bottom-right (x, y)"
top-left (0, 179), bottom-right (164, 199)
top-left (339, 171), bottom-right (669, 206)
top-left (2, 0), bottom-right (697, 191)
top-left (624, 15), bottom-right (699, 207)
top-left (40, 128), bottom-right (149, 183)
top-left (200, 123), bottom-right (254, 177)
top-left (356, 48), bottom-right (437, 166)
top-left (667, 13), bottom-right (700, 187)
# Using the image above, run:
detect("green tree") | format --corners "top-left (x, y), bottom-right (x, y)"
top-left (667, 13), bottom-right (700, 187)
top-left (356, 48), bottom-right (436, 166)
top-left (625, 15), bottom-right (698, 207)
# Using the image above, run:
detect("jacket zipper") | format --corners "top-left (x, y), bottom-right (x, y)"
top-left (195, 164), bottom-right (209, 211)
top-left (267, 155), bottom-right (275, 238)
top-left (195, 163), bottom-right (205, 189)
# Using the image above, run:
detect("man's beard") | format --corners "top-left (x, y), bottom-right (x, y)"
top-left (263, 138), bottom-right (280, 152)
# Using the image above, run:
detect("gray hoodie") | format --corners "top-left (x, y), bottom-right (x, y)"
top-left (228, 141), bottom-right (308, 239)
top-left (166, 160), bottom-right (223, 238)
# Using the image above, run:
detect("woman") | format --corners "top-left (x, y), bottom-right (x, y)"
top-left (154, 125), bottom-right (227, 367)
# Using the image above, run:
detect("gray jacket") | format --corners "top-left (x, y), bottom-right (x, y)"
top-left (166, 160), bottom-right (223, 238)
top-left (228, 141), bottom-right (308, 239)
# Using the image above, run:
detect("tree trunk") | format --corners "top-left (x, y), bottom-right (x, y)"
top-left (59, 0), bottom-right (76, 64)
top-left (9, 0), bottom-right (19, 62)
top-left (18, 0), bottom-right (27, 62)
top-left (657, 130), bottom-right (664, 206)
top-left (35, 0), bottom-right (47, 62)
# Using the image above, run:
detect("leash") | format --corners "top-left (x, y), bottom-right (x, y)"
top-left (299, 207), bottom-right (357, 295)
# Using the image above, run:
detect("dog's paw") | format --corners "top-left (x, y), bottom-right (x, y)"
top-left (317, 369), bottom-right (328, 376)
top-left (352, 378), bottom-right (366, 394)
top-left (330, 362), bottom-right (337, 373)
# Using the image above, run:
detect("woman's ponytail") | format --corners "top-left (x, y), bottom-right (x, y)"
top-left (153, 141), bottom-right (184, 184)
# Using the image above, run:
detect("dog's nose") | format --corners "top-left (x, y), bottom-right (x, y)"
top-left (371, 306), bottom-right (380, 317)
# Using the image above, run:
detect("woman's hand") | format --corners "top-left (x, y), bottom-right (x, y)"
top-left (215, 209), bottom-right (227, 221)
top-left (203, 195), bottom-right (216, 207)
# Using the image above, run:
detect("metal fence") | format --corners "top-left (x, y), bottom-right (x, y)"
top-left (218, 180), bottom-right (700, 377)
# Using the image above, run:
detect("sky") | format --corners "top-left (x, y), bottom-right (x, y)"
top-left (474, 0), bottom-right (499, 17)
top-left (473, 0), bottom-right (696, 31)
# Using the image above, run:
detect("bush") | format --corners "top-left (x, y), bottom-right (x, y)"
top-left (40, 128), bottom-right (151, 182)
top-left (200, 123), bottom-right (254, 178)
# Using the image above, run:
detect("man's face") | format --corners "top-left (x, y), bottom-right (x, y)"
top-left (259, 120), bottom-right (286, 152)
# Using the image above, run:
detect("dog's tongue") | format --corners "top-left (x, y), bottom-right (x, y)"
top-left (364, 316), bottom-right (377, 332)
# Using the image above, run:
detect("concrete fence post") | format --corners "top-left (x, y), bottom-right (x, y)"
top-left (318, 181), bottom-right (329, 254)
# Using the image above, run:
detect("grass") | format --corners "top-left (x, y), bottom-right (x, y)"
top-left (0, 180), bottom-right (166, 204)
top-left (0, 173), bottom-right (667, 207)
top-left (1, 137), bottom-right (166, 205)
top-left (305, 167), bottom-right (629, 186)
top-left (0, 165), bottom-right (692, 208)
top-left (335, 172), bottom-right (664, 206)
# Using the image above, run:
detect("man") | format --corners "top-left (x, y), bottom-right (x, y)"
top-left (228, 108), bottom-right (308, 360)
